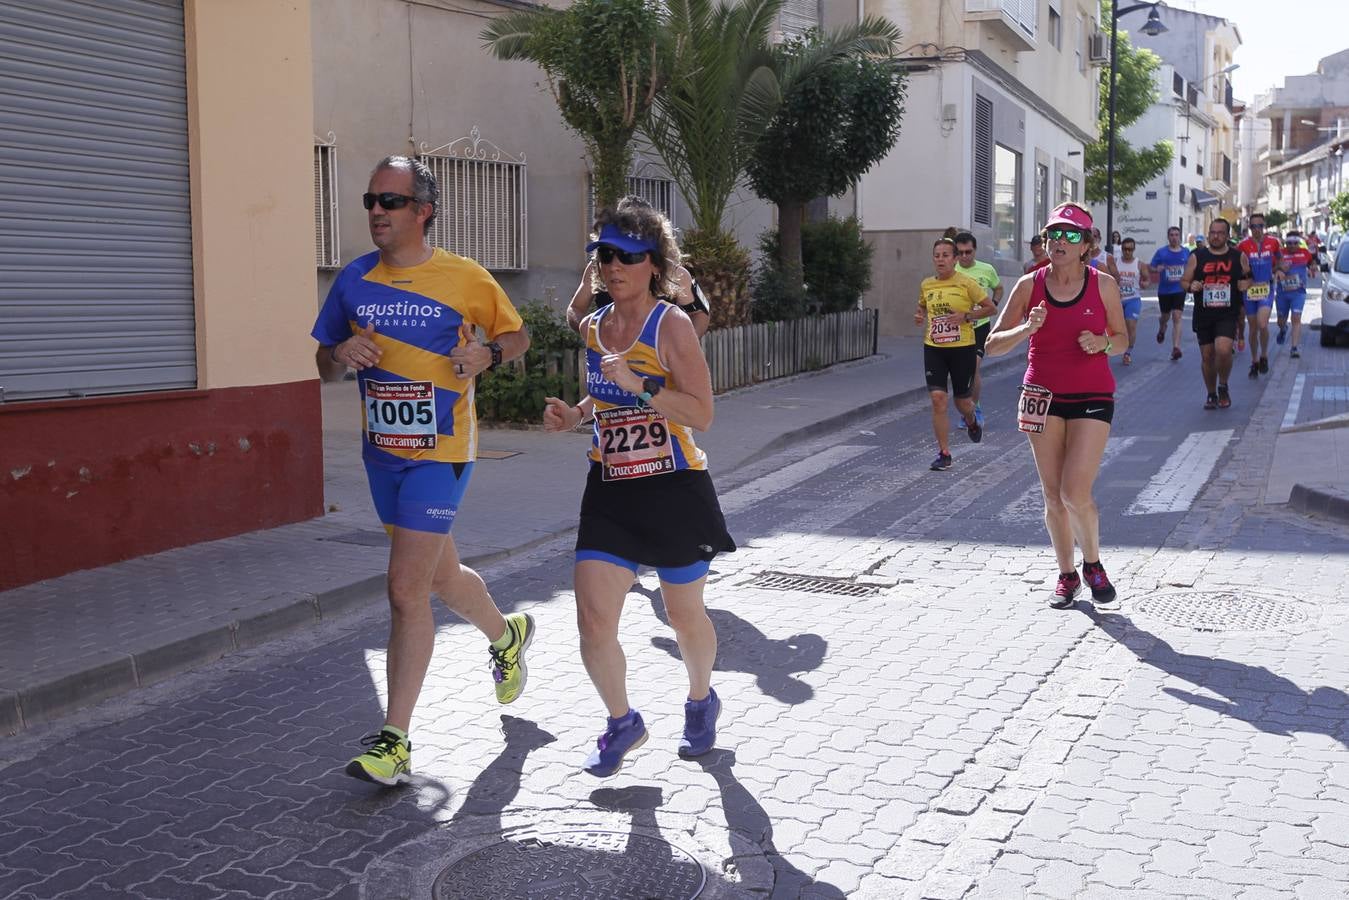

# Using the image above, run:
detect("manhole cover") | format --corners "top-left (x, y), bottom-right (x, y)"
top-left (1134, 592), bottom-right (1309, 633)
top-left (747, 572), bottom-right (880, 597)
top-left (432, 829), bottom-right (707, 899)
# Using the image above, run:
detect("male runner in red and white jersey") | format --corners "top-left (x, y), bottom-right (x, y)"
top-left (1236, 213), bottom-right (1281, 377)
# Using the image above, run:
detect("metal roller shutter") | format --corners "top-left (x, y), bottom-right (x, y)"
top-left (0, 0), bottom-right (193, 403)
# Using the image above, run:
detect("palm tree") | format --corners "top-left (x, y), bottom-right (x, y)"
top-left (481, 0), bottom-right (666, 211)
top-left (642, 0), bottom-right (900, 326)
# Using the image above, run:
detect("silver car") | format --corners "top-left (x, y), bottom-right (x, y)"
top-left (1324, 241), bottom-right (1349, 347)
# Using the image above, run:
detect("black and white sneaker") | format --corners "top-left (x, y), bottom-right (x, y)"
top-left (1082, 561), bottom-right (1118, 610)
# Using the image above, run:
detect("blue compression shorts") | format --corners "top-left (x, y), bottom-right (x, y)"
top-left (575, 550), bottom-right (710, 584)
top-left (1276, 292), bottom-right (1307, 317)
top-left (364, 460), bottom-right (473, 534)
top-left (1120, 297), bottom-right (1142, 320)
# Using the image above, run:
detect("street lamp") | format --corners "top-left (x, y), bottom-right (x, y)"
top-left (1105, 2), bottom-right (1167, 254)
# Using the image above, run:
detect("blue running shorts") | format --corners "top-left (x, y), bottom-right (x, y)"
top-left (1120, 297), bottom-right (1142, 321)
top-left (575, 549), bottom-right (710, 584)
top-left (1276, 292), bottom-right (1307, 317)
top-left (364, 460), bottom-right (473, 534)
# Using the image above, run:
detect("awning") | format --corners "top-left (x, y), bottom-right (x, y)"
top-left (1191, 189), bottom-right (1220, 210)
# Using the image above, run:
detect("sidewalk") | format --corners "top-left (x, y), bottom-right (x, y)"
top-left (2, 328), bottom-right (1346, 739)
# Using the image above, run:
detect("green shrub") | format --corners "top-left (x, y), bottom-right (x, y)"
top-left (475, 301), bottom-right (584, 424)
top-left (753, 215), bottom-right (873, 322)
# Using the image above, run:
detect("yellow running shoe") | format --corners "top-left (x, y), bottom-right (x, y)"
top-left (490, 612), bottom-right (535, 704)
top-left (344, 729), bottom-right (411, 786)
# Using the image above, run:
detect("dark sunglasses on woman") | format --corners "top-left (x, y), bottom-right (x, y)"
top-left (362, 192), bottom-right (417, 211)
top-left (1045, 228), bottom-right (1086, 244)
top-left (596, 245), bottom-right (651, 265)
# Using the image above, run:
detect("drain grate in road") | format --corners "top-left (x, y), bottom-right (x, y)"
top-left (1134, 592), bottom-right (1309, 633)
top-left (746, 571), bottom-right (880, 597)
top-left (433, 830), bottom-right (706, 899)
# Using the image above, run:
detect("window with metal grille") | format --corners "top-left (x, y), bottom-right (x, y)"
top-left (1173, 71), bottom-right (1184, 97)
top-left (1059, 173), bottom-right (1078, 203)
top-left (585, 174), bottom-right (676, 233)
top-left (314, 138), bottom-right (340, 269)
top-left (1035, 162), bottom-right (1050, 233)
top-left (418, 127), bottom-right (527, 271)
top-left (777, 0), bottom-right (819, 40)
top-left (972, 95), bottom-right (994, 226)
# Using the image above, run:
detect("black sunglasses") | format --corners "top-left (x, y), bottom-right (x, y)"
top-left (362, 192), bottom-right (417, 211)
top-left (1045, 228), bottom-right (1086, 244)
top-left (596, 245), bottom-right (651, 265)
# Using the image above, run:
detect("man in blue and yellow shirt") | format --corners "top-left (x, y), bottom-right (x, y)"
top-left (312, 156), bottom-right (533, 786)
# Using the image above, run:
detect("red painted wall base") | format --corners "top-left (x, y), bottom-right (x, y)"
top-left (0, 380), bottom-right (324, 591)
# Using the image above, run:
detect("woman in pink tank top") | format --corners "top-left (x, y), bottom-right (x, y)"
top-left (985, 203), bottom-right (1127, 612)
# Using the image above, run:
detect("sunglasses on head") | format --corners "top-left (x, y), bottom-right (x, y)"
top-left (596, 245), bottom-right (651, 265)
top-left (1045, 228), bottom-right (1086, 244)
top-left (362, 192), bottom-right (417, 211)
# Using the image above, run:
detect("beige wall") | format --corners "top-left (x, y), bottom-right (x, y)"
top-left (186, 0), bottom-right (317, 390)
top-left (311, 0), bottom-right (776, 313)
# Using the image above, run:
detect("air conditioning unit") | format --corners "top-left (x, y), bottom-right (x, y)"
top-left (1087, 32), bottom-right (1109, 66)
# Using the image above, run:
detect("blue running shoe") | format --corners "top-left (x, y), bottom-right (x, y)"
top-left (678, 688), bottom-right (721, 759)
top-left (583, 710), bottom-right (647, 777)
top-left (974, 405), bottom-right (984, 428)
top-left (1276, 324), bottom-right (1287, 345)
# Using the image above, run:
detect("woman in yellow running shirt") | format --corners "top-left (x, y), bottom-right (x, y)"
top-left (916, 232), bottom-right (996, 470)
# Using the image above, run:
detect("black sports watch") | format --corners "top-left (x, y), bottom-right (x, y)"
top-left (485, 341), bottom-right (503, 371)
top-left (641, 377), bottom-right (662, 400)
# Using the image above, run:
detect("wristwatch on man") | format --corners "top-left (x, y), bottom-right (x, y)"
top-left (485, 341), bottom-right (503, 371)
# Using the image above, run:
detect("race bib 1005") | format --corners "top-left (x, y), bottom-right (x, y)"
top-left (365, 380), bottom-right (437, 450)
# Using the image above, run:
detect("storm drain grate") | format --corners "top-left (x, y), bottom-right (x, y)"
top-left (433, 830), bottom-right (706, 899)
top-left (1134, 592), bottom-right (1309, 633)
top-left (747, 572), bottom-right (881, 597)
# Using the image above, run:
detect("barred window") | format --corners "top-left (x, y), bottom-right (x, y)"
top-left (314, 137), bottom-right (340, 269)
top-left (418, 127), bottom-right (527, 271)
top-left (586, 173), bottom-right (676, 233)
top-left (972, 95), bottom-right (994, 226)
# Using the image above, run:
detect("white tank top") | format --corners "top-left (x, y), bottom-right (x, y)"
top-left (1115, 257), bottom-right (1141, 300)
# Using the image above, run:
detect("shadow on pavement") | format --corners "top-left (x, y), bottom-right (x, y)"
top-left (1089, 611), bottom-right (1349, 750)
top-left (695, 748), bottom-right (846, 899)
top-left (449, 714), bottom-right (557, 824)
top-left (633, 584), bottom-right (826, 705)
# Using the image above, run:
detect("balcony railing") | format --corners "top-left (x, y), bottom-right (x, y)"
top-left (964, 0), bottom-right (1036, 50)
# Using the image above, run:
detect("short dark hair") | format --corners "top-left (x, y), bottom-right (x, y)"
top-left (1211, 218), bottom-right (1232, 234)
top-left (1122, 238), bottom-right (1136, 247)
top-left (1167, 226), bottom-right (1181, 235)
top-left (953, 231), bottom-right (976, 248)
top-left (1249, 212), bottom-right (1266, 223)
top-left (372, 155), bottom-right (439, 234)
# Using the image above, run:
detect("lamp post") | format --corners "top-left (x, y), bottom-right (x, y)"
top-left (1105, 2), bottom-right (1167, 254)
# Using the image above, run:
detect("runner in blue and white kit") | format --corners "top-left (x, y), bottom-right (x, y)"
top-left (1150, 225), bottom-right (1190, 361)
top-left (1114, 237), bottom-right (1145, 365)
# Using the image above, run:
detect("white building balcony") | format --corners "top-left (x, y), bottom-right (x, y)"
top-left (964, 0), bottom-right (1037, 51)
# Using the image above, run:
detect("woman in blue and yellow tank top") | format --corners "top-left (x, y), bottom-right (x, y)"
top-left (543, 200), bottom-right (734, 778)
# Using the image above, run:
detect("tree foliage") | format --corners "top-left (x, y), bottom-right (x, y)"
top-left (1084, 2), bottom-right (1173, 204)
top-left (746, 23), bottom-right (905, 290)
top-left (1264, 208), bottom-right (1290, 230)
top-left (482, 0), bottom-right (666, 210)
top-left (1330, 192), bottom-right (1349, 232)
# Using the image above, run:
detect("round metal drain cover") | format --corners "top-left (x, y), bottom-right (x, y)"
top-left (432, 829), bottom-right (707, 899)
top-left (1134, 592), bottom-right (1309, 632)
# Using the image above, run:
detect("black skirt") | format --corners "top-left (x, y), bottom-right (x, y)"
top-left (575, 462), bottom-right (737, 568)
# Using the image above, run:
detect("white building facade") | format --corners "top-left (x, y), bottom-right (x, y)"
top-left (858, 0), bottom-right (1100, 336)
top-left (1092, 7), bottom-right (1239, 256)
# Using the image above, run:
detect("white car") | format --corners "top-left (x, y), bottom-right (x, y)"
top-left (1323, 241), bottom-right (1349, 347)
